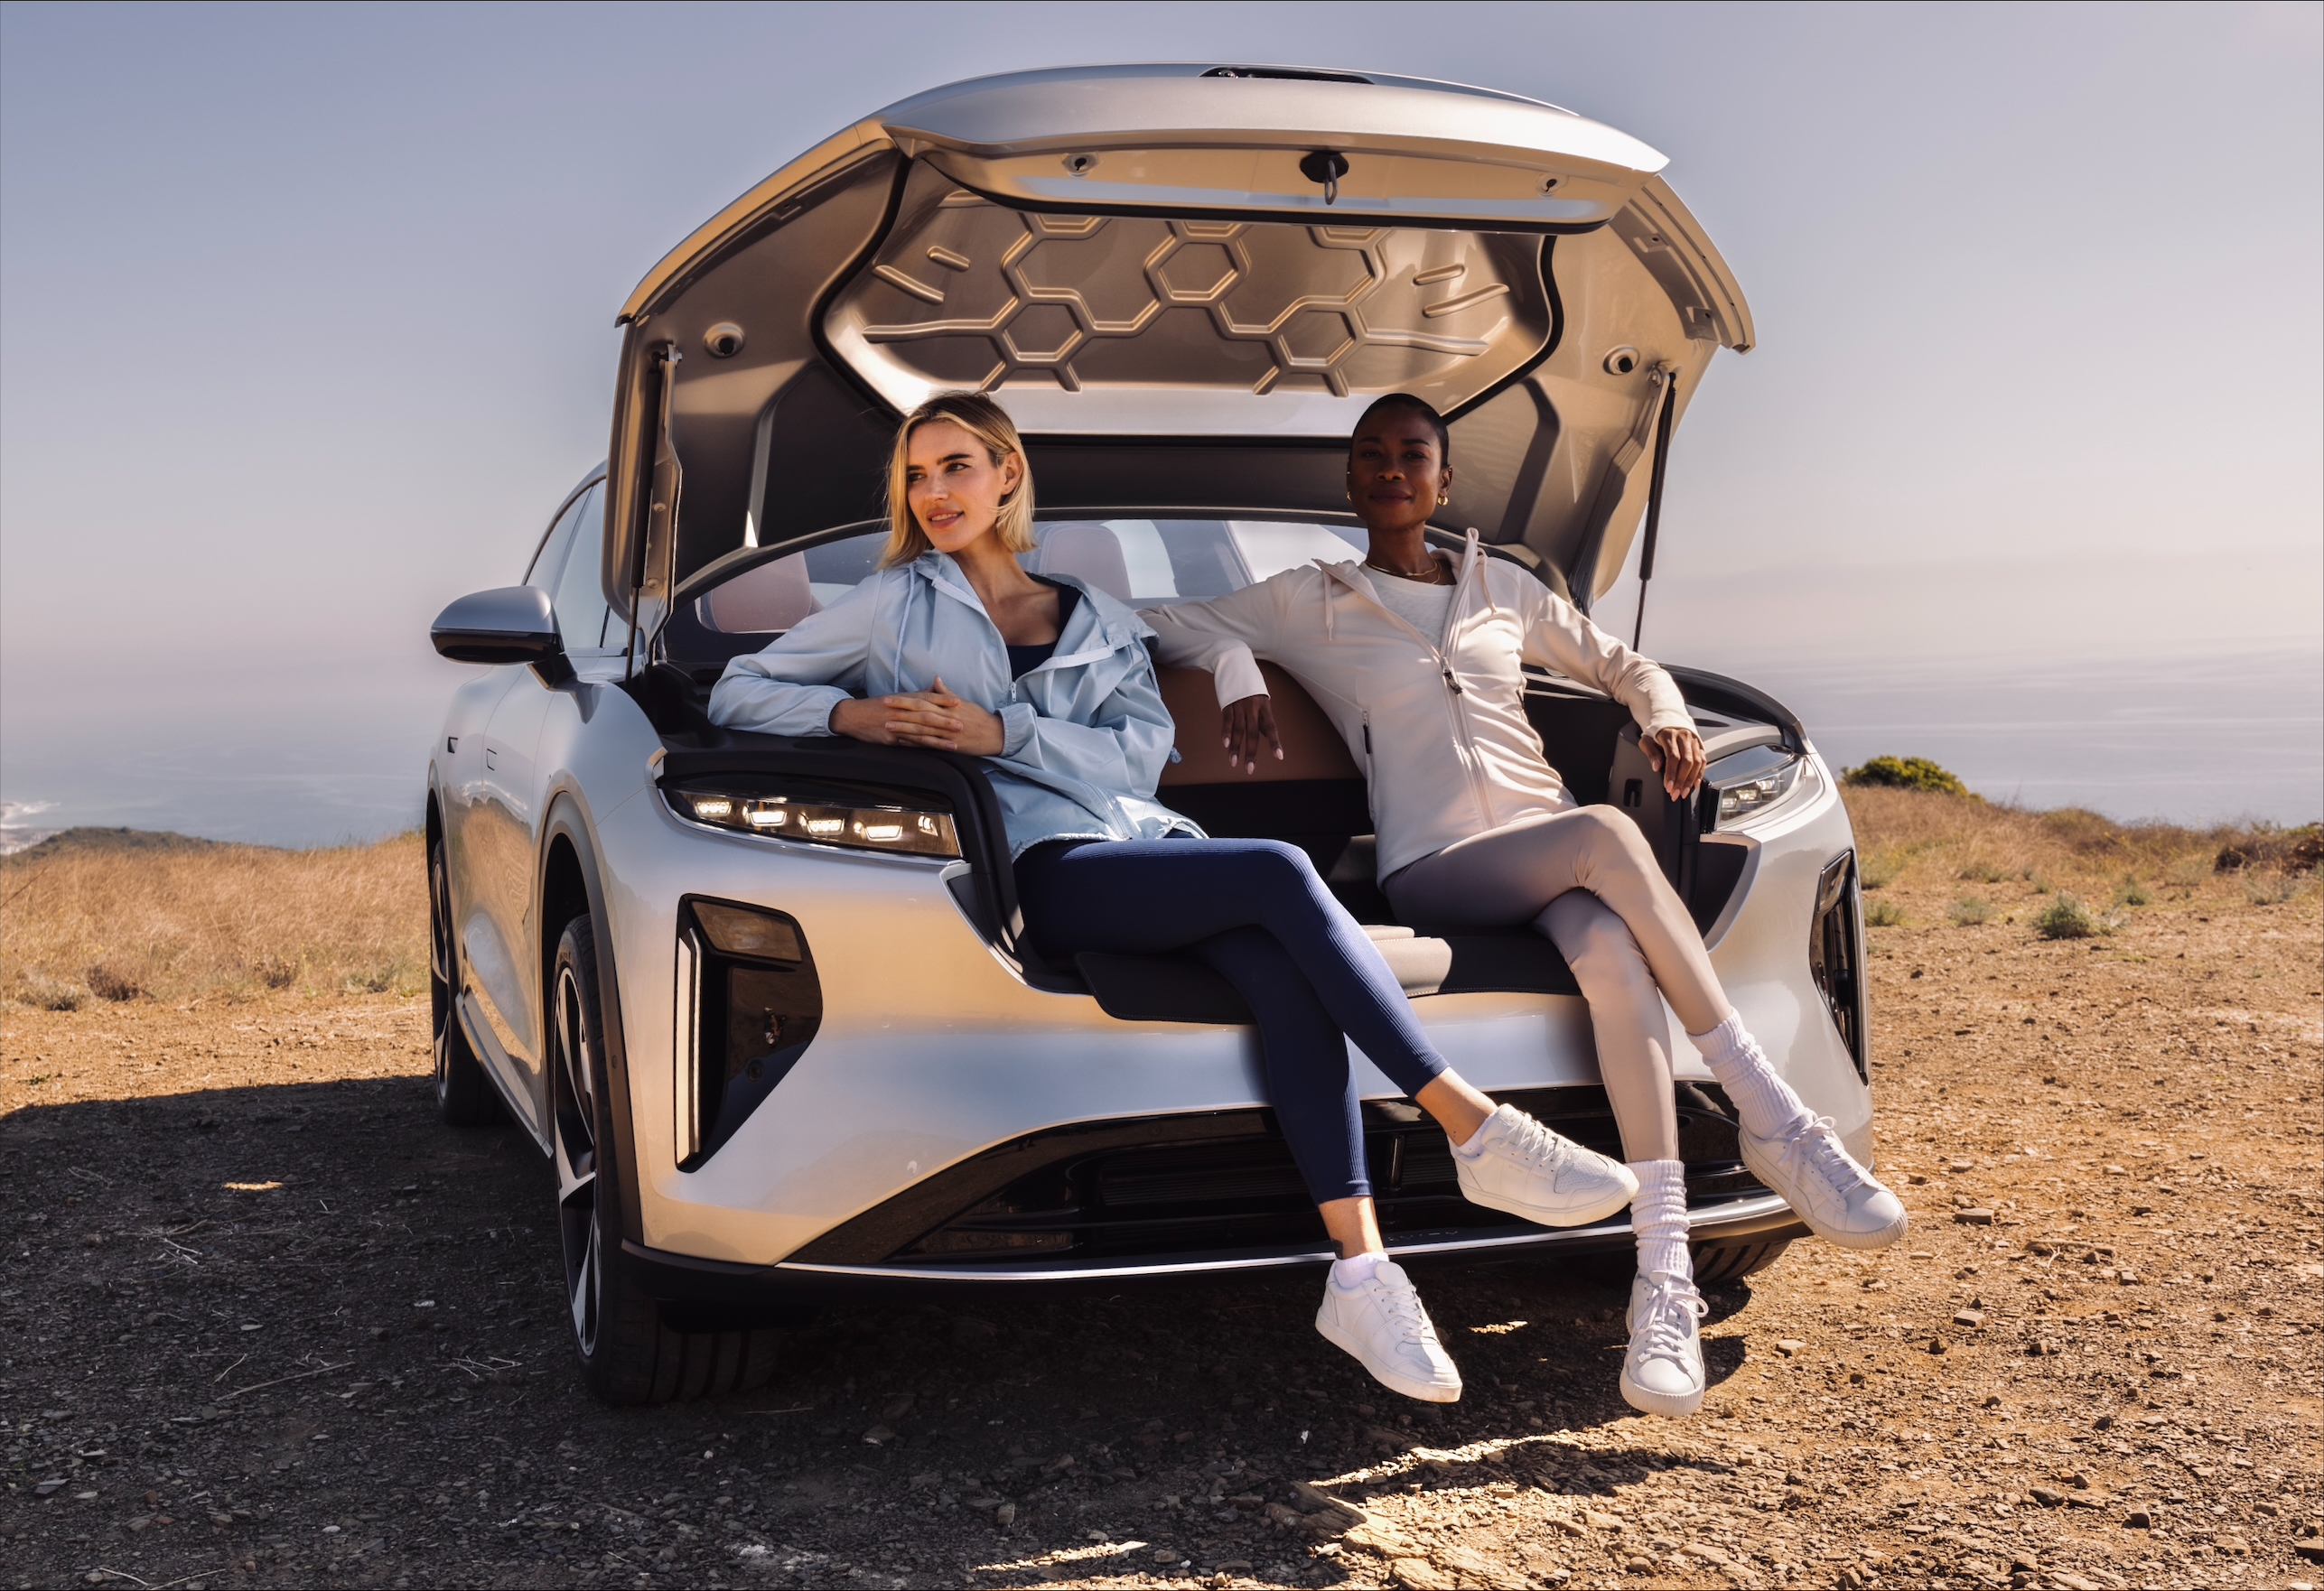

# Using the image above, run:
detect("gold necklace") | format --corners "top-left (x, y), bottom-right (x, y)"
top-left (1365, 554), bottom-right (1451, 585)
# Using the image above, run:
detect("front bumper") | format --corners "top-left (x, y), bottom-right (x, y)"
top-left (624, 1196), bottom-right (1809, 1307)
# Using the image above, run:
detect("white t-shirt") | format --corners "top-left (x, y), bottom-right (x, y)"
top-left (1364, 564), bottom-right (1456, 647)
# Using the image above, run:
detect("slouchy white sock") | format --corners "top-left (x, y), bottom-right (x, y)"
top-left (1689, 1009), bottom-right (1814, 1140)
top-left (1331, 1251), bottom-right (1385, 1288)
top-left (1629, 1159), bottom-right (1692, 1282)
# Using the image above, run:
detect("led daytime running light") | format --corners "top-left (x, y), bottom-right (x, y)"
top-left (667, 786), bottom-right (960, 858)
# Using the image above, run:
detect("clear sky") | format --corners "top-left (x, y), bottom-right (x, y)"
top-left (3, 1), bottom-right (2319, 845)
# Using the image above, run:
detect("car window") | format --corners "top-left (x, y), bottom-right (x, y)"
top-left (526, 487), bottom-right (590, 588)
top-left (547, 482), bottom-right (612, 649)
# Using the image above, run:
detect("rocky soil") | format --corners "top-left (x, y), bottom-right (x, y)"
top-left (2, 865), bottom-right (2318, 1591)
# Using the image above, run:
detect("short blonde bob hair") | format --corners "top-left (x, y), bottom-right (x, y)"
top-left (880, 391), bottom-right (1036, 568)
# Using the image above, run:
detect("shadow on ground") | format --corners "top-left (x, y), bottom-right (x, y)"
top-left (3, 1079), bottom-right (1757, 1587)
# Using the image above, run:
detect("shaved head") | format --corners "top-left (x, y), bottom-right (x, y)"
top-left (1353, 393), bottom-right (1449, 461)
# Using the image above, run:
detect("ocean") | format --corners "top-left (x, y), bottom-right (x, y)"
top-left (2, 647), bottom-right (2316, 854)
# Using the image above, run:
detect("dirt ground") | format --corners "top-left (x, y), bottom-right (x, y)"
top-left (2, 835), bottom-right (2319, 1591)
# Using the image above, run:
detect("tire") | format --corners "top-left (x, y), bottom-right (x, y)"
top-left (1694, 1239), bottom-right (1792, 1283)
top-left (429, 836), bottom-right (501, 1127)
top-left (549, 913), bottom-right (785, 1407)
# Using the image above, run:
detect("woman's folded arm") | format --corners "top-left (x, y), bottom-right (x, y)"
top-left (1142, 583), bottom-right (1280, 706)
top-left (1515, 580), bottom-right (1690, 735)
top-left (705, 582), bottom-right (877, 736)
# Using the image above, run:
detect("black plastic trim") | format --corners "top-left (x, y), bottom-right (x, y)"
top-left (648, 730), bottom-right (1061, 982)
top-left (611, 1205), bottom-right (1809, 1308)
top-left (1666, 665), bottom-right (1809, 754)
top-left (1442, 234), bottom-right (1563, 428)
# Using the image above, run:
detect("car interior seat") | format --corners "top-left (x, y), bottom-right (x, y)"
top-left (1024, 521), bottom-right (1134, 603)
top-left (700, 551), bottom-right (819, 633)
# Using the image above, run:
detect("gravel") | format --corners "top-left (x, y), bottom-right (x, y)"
top-left (1, 881), bottom-right (2318, 1589)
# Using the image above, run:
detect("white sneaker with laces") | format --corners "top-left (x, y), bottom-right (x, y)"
top-left (1739, 1113), bottom-right (1909, 1250)
top-left (1621, 1270), bottom-right (1708, 1417)
top-left (1314, 1259), bottom-right (1462, 1403)
top-left (1453, 1103), bottom-right (1639, 1227)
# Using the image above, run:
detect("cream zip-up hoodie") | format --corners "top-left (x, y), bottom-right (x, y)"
top-left (1143, 530), bottom-right (1691, 880)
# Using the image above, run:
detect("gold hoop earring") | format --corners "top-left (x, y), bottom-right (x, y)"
top-left (1436, 493), bottom-right (1449, 506)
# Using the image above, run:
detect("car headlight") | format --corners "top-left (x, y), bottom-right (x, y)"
top-left (661, 778), bottom-right (960, 858)
top-left (1707, 745), bottom-right (1806, 829)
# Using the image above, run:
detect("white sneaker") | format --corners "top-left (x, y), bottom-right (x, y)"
top-left (1454, 1103), bottom-right (1639, 1227)
top-left (1314, 1259), bottom-right (1462, 1403)
top-left (1739, 1113), bottom-right (1909, 1251)
top-left (1621, 1270), bottom-right (1709, 1417)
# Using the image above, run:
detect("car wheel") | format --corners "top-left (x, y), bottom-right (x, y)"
top-left (1693, 1239), bottom-right (1792, 1283)
top-left (429, 836), bottom-right (501, 1126)
top-left (549, 913), bottom-right (785, 1407)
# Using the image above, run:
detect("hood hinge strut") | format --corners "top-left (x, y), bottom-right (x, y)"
top-left (1630, 364), bottom-right (1679, 650)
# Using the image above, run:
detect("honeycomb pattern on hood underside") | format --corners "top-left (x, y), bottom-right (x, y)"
top-left (824, 166), bottom-right (1552, 420)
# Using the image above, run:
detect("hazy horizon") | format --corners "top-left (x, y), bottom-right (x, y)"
top-left (4, 1), bottom-right (2319, 850)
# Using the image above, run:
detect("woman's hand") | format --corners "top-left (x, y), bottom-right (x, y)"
top-left (1642, 725), bottom-right (1707, 800)
top-left (1222, 693), bottom-right (1283, 774)
top-left (828, 676), bottom-right (1006, 755)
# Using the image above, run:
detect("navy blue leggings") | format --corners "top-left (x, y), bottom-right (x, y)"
top-left (1014, 837), bottom-right (1449, 1203)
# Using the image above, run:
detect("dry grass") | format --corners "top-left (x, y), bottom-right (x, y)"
top-left (0, 794), bottom-right (2307, 1008)
top-left (1839, 786), bottom-right (2317, 898)
top-left (0, 828), bottom-right (425, 1005)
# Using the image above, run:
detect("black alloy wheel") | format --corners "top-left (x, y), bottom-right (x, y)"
top-left (551, 941), bottom-right (607, 1361)
top-left (429, 836), bottom-right (500, 1126)
top-left (548, 912), bottom-right (788, 1406)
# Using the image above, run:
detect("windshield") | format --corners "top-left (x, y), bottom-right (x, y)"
top-left (668, 517), bottom-right (1370, 668)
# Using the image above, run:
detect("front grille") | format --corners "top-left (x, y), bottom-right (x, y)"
top-left (866, 1085), bottom-right (1762, 1265)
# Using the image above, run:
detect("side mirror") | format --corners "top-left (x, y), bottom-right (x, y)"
top-left (431, 586), bottom-right (563, 664)
top-left (431, 586), bottom-right (574, 684)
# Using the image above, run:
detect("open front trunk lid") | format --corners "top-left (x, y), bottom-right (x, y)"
top-left (603, 65), bottom-right (1752, 641)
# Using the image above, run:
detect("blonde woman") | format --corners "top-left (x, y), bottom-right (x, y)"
top-left (1145, 393), bottom-right (1909, 1417)
top-left (708, 392), bottom-right (1646, 1403)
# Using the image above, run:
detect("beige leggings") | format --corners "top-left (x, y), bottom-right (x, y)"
top-left (1383, 805), bottom-right (1729, 1163)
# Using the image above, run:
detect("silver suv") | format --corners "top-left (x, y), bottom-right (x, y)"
top-left (426, 64), bottom-right (1870, 1405)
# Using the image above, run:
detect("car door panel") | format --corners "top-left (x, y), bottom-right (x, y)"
top-left (464, 675), bottom-right (556, 1127)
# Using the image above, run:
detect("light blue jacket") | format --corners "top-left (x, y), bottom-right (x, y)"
top-left (705, 553), bottom-right (1203, 858)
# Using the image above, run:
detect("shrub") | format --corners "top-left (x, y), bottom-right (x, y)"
top-left (2216, 823), bottom-right (2324, 874)
top-left (85, 962), bottom-right (144, 1001)
top-left (342, 957), bottom-right (420, 996)
top-left (256, 954), bottom-right (302, 991)
top-left (1843, 756), bottom-right (1973, 797)
top-left (1860, 849), bottom-right (1905, 890)
top-left (2028, 872), bottom-right (2054, 894)
top-left (2033, 893), bottom-right (2113, 940)
top-left (2113, 874), bottom-right (2151, 907)
top-left (1948, 897), bottom-right (1994, 926)
top-left (1958, 859), bottom-right (2011, 883)
top-left (1864, 898), bottom-right (1907, 927)
top-left (2245, 870), bottom-right (2302, 906)
top-left (16, 972), bottom-right (86, 1011)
